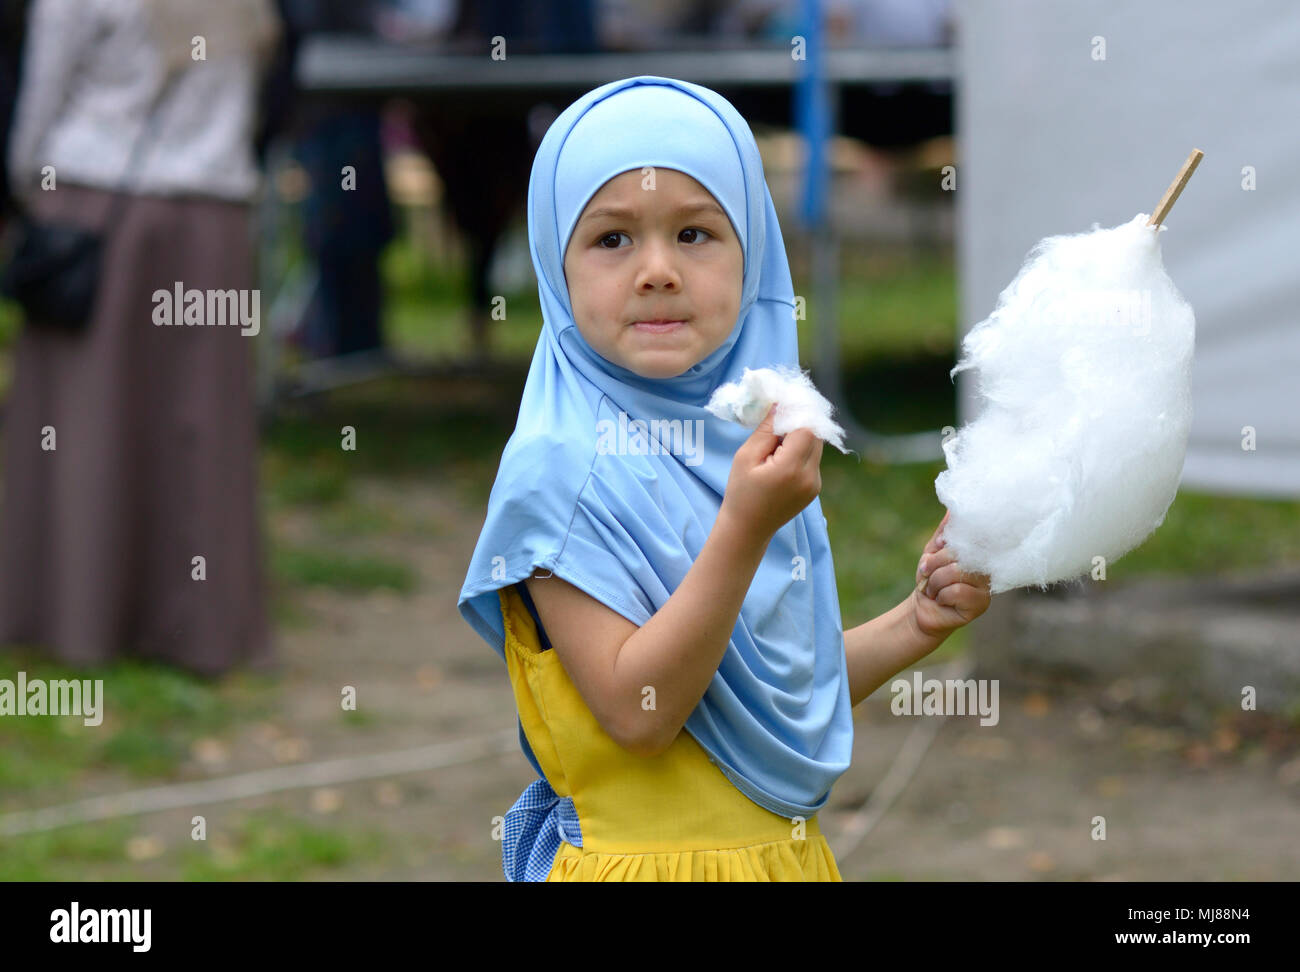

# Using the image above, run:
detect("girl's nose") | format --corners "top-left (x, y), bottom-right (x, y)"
top-left (636, 237), bottom-right (682, 291)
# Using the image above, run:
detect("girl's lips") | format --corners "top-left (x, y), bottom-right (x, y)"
top-left (633, 320), bottom-right (687, 333)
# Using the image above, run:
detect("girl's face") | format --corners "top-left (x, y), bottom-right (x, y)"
top-left (562, 168), bottom-right (743, 380)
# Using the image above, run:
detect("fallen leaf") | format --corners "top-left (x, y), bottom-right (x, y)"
top-left (1183, 742), bottom-right (1213, 769)
top-left (985, 826), bottom-right (1025, 850)
top-left (1023, 693), bottom-right (1050, 717)
top-left (374, 781), bottom-right (403, 807)
top-left (1096, 776), bottom-right (1125, 798)
top-left (1212, 726), bottom-right (1240, 753)
top-left (190, 737), bottom-right (229, 767)
top-left (1028, 851), bottom-right (1055, 873)
top-left (310, 787), bottom-right (342, 814)
top-left (252, 722), bottom-right (283, 745)
top-left (125, 835), bottom-right (165, 861)
top-left (273, 737), bottom-right (308, 763)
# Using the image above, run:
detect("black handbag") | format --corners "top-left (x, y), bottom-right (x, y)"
top-left (1, 219), bottom-right (107, 331)
top-left (0, 77), bottom-right (172, 334)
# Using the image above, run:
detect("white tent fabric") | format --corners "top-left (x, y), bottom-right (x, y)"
top-left (954, 0), bottom-right (1300, 499)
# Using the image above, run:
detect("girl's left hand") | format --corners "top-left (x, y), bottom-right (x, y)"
top-left (912, 510), bottom-right (993, 640)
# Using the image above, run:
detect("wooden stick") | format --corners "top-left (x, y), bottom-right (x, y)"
top-left (1147, 149), bottom-right (1204, 227)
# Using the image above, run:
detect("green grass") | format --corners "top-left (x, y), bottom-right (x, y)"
top-left (818, 442), bottom-right (983, 665)
top-left (0, 297), bottom-right (19, 344)
top-left (318, 501), bottom-right (414, 539)
top-left (340, 708), bottom-right (379, 728)
top-left (1096, 490), bottom-right (1300, 577)
top-left (271, 545), bottom-right (416, 593)
top-left (0, 653), bottom-right (277, 791)
top-left (270, 587), bottom-right (314, 630)
top-left (262, 371), bottom-right (516, 511)
top-left (796, 246), bottom-right (960, 366)
top-left (266, 460), bottom-right (350, 506)
top-left (383, 233), bottom-right (546, 361)
top-left (0, 707), bottom-right (99, 791)
top-left (0, 820), bottom-right (136, 881)
top-left (0, 811), bottom-right (387, 881)
top-left (180, 809), bottom-right (385, 881)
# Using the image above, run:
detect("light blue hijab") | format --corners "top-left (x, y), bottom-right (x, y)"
top-left (457, 76), bottom-right (853, 821)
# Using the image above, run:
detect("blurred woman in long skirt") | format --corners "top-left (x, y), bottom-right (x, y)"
top-left (0, 0), bottom-right (281, 676)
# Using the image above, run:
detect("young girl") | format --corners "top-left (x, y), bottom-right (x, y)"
top-left (457, 76), bottom-right (991, 882)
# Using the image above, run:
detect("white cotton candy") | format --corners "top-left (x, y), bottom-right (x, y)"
top-left (706, 365), bottom-right (850, 453)
top-left (935, 213), bottom-right (1195, 594)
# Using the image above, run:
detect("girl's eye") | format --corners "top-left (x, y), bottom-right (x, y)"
top-left (597, 232), bottom-right (631, 249)
top-left (679, 227), bottom-right (712, 244)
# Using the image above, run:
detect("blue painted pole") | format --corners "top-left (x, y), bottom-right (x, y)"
top-left (795, 0), bottom-right (828, 230)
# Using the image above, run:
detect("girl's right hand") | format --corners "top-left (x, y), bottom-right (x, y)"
top-left (720, 403), bottom-right (824, 543)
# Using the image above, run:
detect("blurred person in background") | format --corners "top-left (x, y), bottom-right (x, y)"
top-left (279, 0), bottom-right (397, 362)
top-left (409, 0), bottom-right (598, 360)
top-left (598, 0), bottom-right (738, 49)
top-left (375, 0), bottom-right (458, 43)
top-left (0, 0), bottom-right (281, 676)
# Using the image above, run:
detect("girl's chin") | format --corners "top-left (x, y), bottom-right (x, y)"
top-left (624, 349), bottom-right (702, 378)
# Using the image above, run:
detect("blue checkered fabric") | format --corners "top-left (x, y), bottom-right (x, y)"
top-left (501, 776), bottom-right (583, 882)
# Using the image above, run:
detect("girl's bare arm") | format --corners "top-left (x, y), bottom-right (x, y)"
top-left (525, 507), bottom-right (769, 758)
top-left (843, 598), bottom-right (945, 708)
top-left (843, 511), bottom-right (989, 707)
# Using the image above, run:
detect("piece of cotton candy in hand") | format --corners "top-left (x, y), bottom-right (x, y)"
top-left (705, 365), bottom-right (850, 453)
top-left (935, 212), bottom-right (1195, 594)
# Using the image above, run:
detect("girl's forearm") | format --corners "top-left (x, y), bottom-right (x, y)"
top-left (844, 597), bottom-right (947, 708)
top-left (612, 509), bottom-right (769, 756)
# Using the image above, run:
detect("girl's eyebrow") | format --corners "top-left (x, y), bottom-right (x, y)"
top-left (579, 200), bottom-right (728, 224)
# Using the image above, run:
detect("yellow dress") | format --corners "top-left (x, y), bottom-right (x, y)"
top-left (499, 585), bottom-right (842, 881)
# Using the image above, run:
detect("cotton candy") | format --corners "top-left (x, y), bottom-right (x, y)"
top-left (706, 365), bottom-right (850, 453)
top-left (935, 212), bottom-right (1195, 594)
